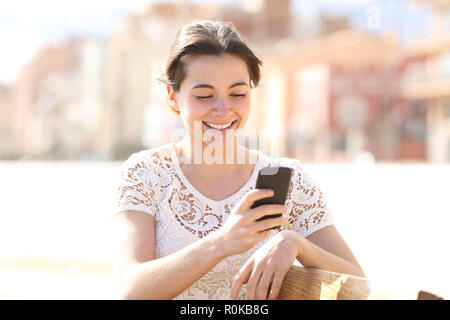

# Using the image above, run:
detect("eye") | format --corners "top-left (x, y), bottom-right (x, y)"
top-left (196, 95), bottom-right (213, 100)
top-left (231, 94), bottom-right (247, 98)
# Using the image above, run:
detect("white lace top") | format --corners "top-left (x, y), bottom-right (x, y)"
top-left (115, 142), bottom-right (334, 299)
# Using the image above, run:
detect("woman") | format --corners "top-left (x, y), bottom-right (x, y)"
top-left (114, 20), bottom-right (364, 300)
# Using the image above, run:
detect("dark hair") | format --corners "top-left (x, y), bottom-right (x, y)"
top-left (159, 20), bottom-right (263, 115)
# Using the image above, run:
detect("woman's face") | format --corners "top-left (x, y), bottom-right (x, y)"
top-left (167, 53), bottom-right (252, 147)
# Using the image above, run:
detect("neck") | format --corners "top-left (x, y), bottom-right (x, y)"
top-left (175, 135), bottom-right (258, 176)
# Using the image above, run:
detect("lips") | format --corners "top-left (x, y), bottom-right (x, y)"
top-left (203, 120), bottom-right (237, 131)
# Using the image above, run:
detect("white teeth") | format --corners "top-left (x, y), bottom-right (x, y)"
top-left (204, 121), bottom-right (233, 129)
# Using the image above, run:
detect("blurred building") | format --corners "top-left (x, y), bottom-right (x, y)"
top-left (12, 38), bottom-right (107, 160)
top-left (0, 86), bottom-right (15, 158)
top-left (221, 0), bottom-right (292, 40)
top-left (260, 28), bottom-right (417, 162)
top-left (104, 3), bottom-right (185, 160)
top-left (402, 0), bottom-right (450, 162)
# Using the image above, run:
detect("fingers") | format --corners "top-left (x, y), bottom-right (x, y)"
top-left (238, 189), bottom-right (274, 211)
top-left (267, 272), bottom-right (285, 300)
top-left (230, 228), bottom-right (273, 299)
top-left (249, 215), bottom-right (289, 233)
top-left (246, 266), bottom-right (263, 300)
top-left (230, 260), bottom-right (253, 300)
top-left (250, 268), bottom-right (288, 300)
top-left (247, 204), bottom-right (288, 222)
top-left (256, 270), bottom-right (274, 300)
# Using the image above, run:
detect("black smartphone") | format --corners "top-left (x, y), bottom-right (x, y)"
top-left (250, 166), bottom-right (293, 221)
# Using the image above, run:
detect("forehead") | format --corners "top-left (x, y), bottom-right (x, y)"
top-left (182, 54), bottom-right (249, 87)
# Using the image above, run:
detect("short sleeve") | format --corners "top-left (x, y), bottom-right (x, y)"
top-left (284, 162), bottom-right (334, 238)
top-left (115, 153), bottom-right (158, 217)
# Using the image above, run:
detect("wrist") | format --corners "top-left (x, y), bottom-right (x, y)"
top-left (294, 233), bottom-right (306, 258)
top-left (287, 230), bottom-right (307, 259)
top-left (297, 234), bottom-right (308, 260)
top-left (204, 230), bottom-right (229, 261)
top-left (280, 230), bottom-right (306, 258)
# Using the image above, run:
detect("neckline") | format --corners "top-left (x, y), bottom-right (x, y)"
top-left (169, 142), bottom-right (262, 205)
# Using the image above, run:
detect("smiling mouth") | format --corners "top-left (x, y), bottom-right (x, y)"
top-left (203, 120), bottom-right (237, 130)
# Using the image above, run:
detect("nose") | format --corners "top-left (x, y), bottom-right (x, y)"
top-left (212, 96), bottom-right (233, 118)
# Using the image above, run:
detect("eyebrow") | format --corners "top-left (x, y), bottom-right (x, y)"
top-left (191, 81), bottom-right (249, 90)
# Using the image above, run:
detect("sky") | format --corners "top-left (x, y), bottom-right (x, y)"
top-left (0, 0), bottom-right (431, 86)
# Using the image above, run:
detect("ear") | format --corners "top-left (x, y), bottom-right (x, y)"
top-left (166, 85), bottom-right (180, 113)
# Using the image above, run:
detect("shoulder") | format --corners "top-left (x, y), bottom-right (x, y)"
top-left (257, 152), bottom-right (313, 187)
top-left (120, 143), bottom-right (173, 172)
top-left (118, 143), bottom-right (175, 188)
top-left (257, 151), bottom-right (302, 172)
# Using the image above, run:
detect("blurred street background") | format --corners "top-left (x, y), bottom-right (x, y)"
top-left (1, 0), bottom-right (450, 299)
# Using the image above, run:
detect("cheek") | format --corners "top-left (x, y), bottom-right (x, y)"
top-left (185, 97), bottom-right (209, 114)
top-left (234, 97), bottom-right (251, 116)
top-left (180, 97), bottom-right (203, 118)
top-left (233, 99), bottom-right (251, 129)
top-left (179, 102), bottom-right (207, 133)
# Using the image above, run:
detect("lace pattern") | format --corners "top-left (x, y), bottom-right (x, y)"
top-left (115, 142), bottom-right (334, 299)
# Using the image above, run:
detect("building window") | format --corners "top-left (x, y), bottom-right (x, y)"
top-left (444, 9), bottom-right (450, 35)
top-left (404, 100), bottom-right (427, 141)
top-left (441, 51), bottom-right (450, 78)
top-left (444, 100), bottom-right (450, 120)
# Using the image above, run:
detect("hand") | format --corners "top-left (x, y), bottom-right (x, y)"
top-left (212, 189), bottom-right (289, 259)
top-left (230, 230), bottom-right (303, 300)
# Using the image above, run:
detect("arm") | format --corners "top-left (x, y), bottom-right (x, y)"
top-left (115, 210), bottom-right (225, 300)
top-left (115, 189), bottom-right (288, 300)
top-left (297, 225), bottom-right (365, 278)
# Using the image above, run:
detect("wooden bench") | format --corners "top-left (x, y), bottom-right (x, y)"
top-left (278, 265), bottom-right (444, 300)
